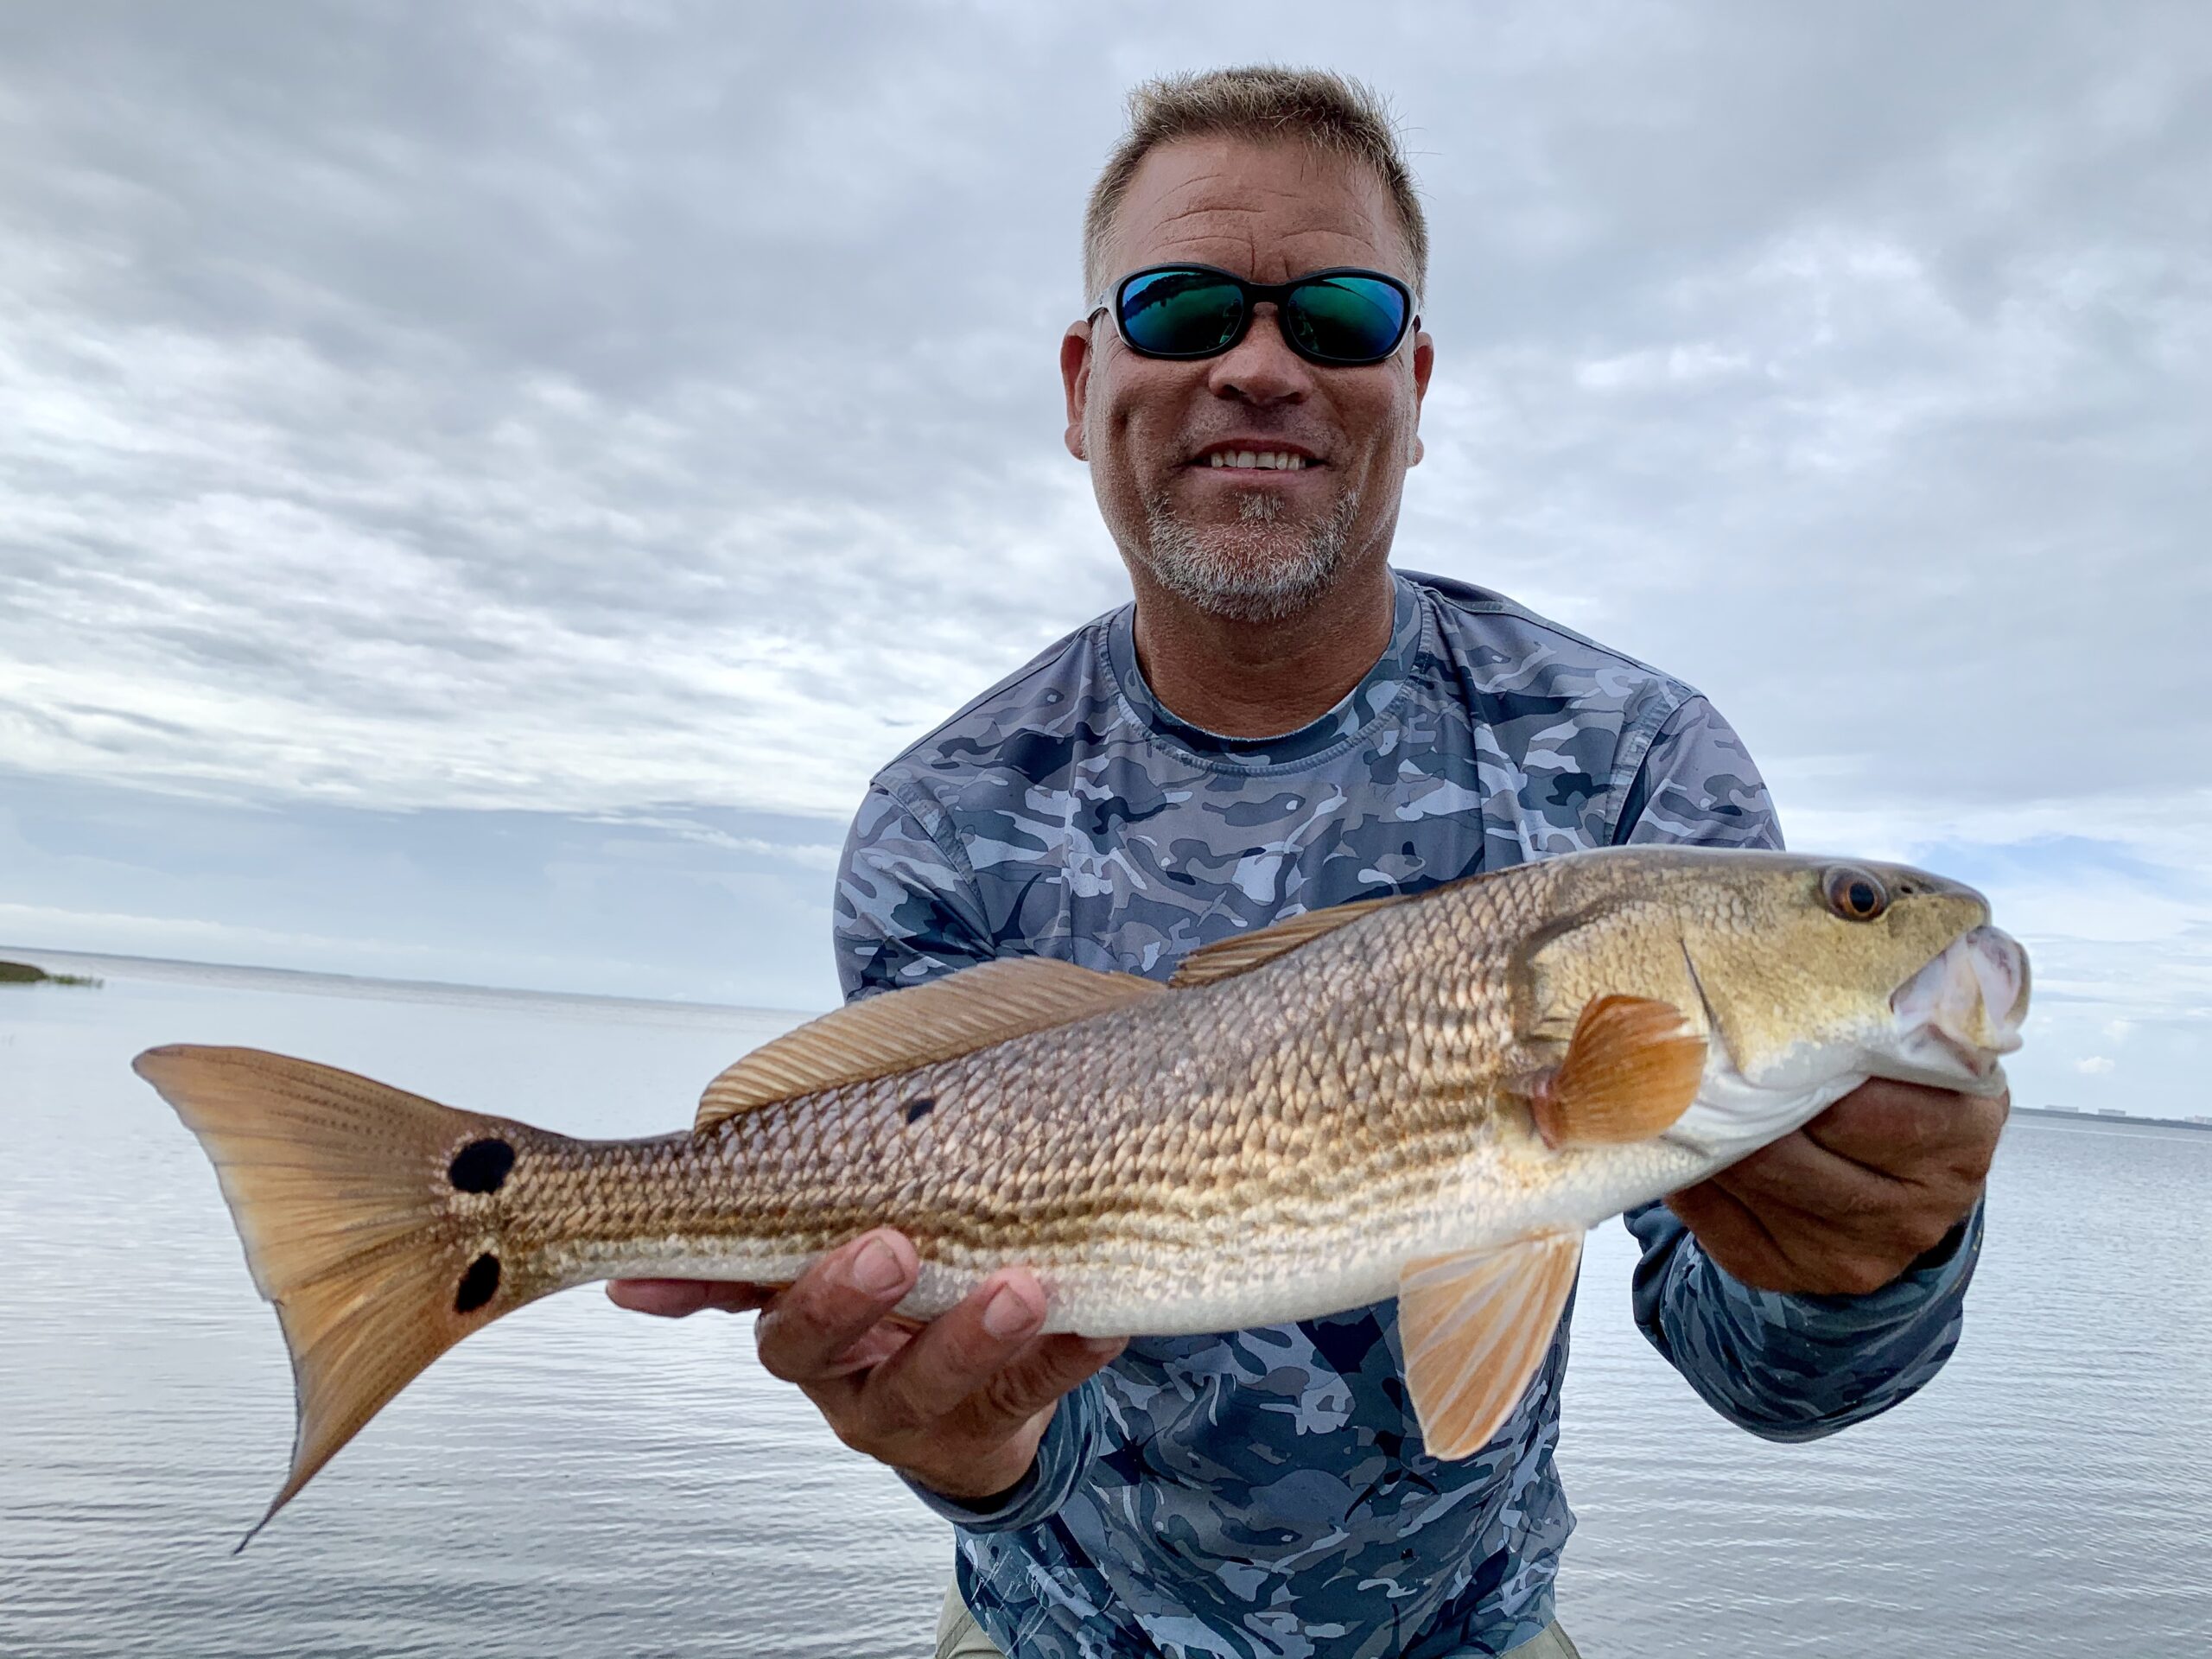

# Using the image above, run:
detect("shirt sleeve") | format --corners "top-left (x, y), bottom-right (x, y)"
top-left (1625, 1200), bottom-right (1984, 1440)
top-left (834, 783), bottom-right (997, 999)
top-left (1611, 694), bottom-right (1781, 851)
top-left (834, 779), bottom-right (1106, 1527)
top-left (900, 1364), bottom-right (1109, 1533)
top-left (1611, 695), bottom-right (1982, 1439)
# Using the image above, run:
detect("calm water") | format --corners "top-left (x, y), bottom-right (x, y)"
top-left (2, 953), bottom-right (2207, 1658)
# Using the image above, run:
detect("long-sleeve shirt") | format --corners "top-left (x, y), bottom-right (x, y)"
top-left (832, 571), bottom-right (1980, 1659)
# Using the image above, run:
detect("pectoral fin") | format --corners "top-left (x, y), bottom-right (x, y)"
top-left (1399, 1231), bottom-right (1583, 1459)
top-left (1528, 995), bottom-right (1707, 1148)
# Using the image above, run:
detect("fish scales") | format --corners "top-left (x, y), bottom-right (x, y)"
top-left (505, 861), bottom-right (1535, 1334)
top-left (132, 847), bottom-right (2031, 1537)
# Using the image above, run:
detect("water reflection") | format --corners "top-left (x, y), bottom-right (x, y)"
top-left (3, 955), bottom-right (2205, 1656)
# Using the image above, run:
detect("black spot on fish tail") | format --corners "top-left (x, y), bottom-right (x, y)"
top-left (454, 1253), bottom-right (500, 1313)
top-left (448, 1137), bottom-right (515, 1193)
top-left (902, 1095), bottom-right (936, 1125)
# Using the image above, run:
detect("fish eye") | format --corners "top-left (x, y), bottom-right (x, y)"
top-left (1822, 865), bottom-right (1889, 922)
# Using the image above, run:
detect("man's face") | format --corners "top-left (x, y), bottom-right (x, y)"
top-left (1063, 137), bottom-right (1433, 623)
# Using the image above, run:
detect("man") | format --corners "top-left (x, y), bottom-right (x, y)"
top-left (614, 68), bottom-right (2005, 1659)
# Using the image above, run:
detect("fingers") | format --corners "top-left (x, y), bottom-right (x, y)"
top-left (1719, 1133), bottom-right (1958, 1255)
top-left (1803, 1079), bottom-right (2008, 1179)
top-left (611, 1236), bottom-right (1122, 1503)
top-left (754, 1230), bottom-right (920, 1384)
top-left (1674, 1112), bottom-right (1980, 1294)
top-left (1717, 1131), bottom-right (1896, 1225)
top-left (856, 1271), bottom-right (1049, 1432)
top-left (854, 1271), bottom-right (1122, 1443)
top-left (606, 1279), bottom-right (776, 1318)
top-left (1664, 1180), bottom-right (1796, 1292)
top-left (969, 1332), bottom-right (1128, 1431)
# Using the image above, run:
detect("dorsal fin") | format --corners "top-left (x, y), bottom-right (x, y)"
top-left (696, 957), bottom-right (1166, 1128)
top-left (1168, 894), bottom-right (1406, 988)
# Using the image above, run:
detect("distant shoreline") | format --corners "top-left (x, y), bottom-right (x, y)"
top-left (0, 957), bottom-right (101, 988)
top-left (0, 942), bottom-right (820, 1019)
top-left (2013, 1104), bottom-right (2211, 1134)
top-left (4, 946), bottom-right (2205, 1131)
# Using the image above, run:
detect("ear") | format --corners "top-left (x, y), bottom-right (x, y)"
top-left (1409, 328), bottom-right (1433, 467)
top-left (1061, 321), bottom-right (1095, 462)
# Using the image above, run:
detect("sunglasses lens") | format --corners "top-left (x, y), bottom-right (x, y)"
top-left (1118, 269), bottom-right (1246, 357)
top-left (1285, 275), bottom-right (1408, 363)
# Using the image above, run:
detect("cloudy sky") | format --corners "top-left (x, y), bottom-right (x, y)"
top-left (2, 2), bottom-right (2206, 1112)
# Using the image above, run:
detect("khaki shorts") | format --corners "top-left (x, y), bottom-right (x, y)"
top-left (935, 1585), bottom-right (1586, 1658)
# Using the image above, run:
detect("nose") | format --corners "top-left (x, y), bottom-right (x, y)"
top-left (1205, 302), bottom-right (1314, 406)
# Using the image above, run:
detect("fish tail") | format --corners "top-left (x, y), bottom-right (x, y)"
top-left (135, 1044), bottom-right (559, 1546)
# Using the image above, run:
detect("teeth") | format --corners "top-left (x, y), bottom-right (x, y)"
top-left (1206, 451), bottom-right (1308, 470)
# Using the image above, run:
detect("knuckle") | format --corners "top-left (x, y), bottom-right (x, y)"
top-left (753, 1321), bottom-right (792, 1375)
top-left (1834, 1258), bottom-right (1892, 1296)
top-left (979, 1368), bottom-right (1041, 1426)
top-left (864, 1388), bottom-right (925, 1440)
top-left (753, 1310), bottom-right (817, 1380)
top-left (1906, 1214), bottom-right (1955, 1255)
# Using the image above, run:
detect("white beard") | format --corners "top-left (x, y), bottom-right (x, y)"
top-left (1136, 484), bottom-right (1362, 624)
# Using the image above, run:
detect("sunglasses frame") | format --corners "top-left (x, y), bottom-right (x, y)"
top-left (1096, 263), bottom-right (1418, 366)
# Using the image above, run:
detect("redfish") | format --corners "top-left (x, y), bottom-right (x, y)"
top-left (137, 847), bottom-right (2028, 1542)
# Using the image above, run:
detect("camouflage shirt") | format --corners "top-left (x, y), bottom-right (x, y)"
top-left (833, 571), bottom-right (1981, 1659)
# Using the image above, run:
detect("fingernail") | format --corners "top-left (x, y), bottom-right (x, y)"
top-left (982, 1282), bottom-right (1040, 1339)
top-left (849, 1236), bottom-right (904, 1294)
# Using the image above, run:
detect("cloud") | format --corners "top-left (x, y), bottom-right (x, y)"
top-left (1, 3), bottom-right (2207, 1087)
top-left (0, 767), bottom-right (846, 1006)
top-left (2075, 1056), bottom-right (2116, 1075)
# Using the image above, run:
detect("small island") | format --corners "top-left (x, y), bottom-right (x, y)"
top-left (0, 958), bottom-right (101, 988)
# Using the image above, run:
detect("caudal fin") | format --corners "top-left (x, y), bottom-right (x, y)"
top-left (135, 1045), bottom-right (553, 1546)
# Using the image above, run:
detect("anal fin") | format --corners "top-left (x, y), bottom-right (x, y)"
top-left (1399, 1230), bottom-right (1583, 1459)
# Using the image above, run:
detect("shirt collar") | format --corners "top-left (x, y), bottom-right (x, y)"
top-left (1103, 572), bottom-right (1423, 771)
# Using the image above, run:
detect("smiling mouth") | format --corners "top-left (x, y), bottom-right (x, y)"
top-left (1189, 447), bottom-right (1322, 473)
top-left (1204, 452), bottom-right (1311, 471)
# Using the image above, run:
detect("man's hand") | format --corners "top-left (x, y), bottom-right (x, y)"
top-left (1666, 1078), bottom-right (2007, 1296)
top-left (607, 1230), bottom-right (1124, 1503)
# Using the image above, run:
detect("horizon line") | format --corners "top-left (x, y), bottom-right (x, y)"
top-left (0, 941), bottom-right (827, 1020)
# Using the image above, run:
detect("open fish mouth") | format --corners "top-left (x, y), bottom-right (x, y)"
top-left (1889, 925), bottom-right (2031, 1090)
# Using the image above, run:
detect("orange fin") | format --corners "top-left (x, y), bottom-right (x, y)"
top-left (1529, 995), bottom-right (1707, 1148)
top-left (696, 957), bottom-right (1164, 1128)
top-left (1168, 895), bottom-right (1406, 988)
top-left (133, 1046), bottom-right (556, 1546)
top-left (1399, 1230), bottom-right (1583, 1459)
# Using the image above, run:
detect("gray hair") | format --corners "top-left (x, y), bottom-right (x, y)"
top-left (1082, 66), bottom-right (1428, 307)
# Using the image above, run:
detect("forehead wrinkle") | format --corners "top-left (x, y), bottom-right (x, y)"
top-left (1139, 199), bottom-right (1394, 270)
top-left (1152, 182), bottom-right (1384, 232)
top-left (1152, 199), bottom-right (1265, 231)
